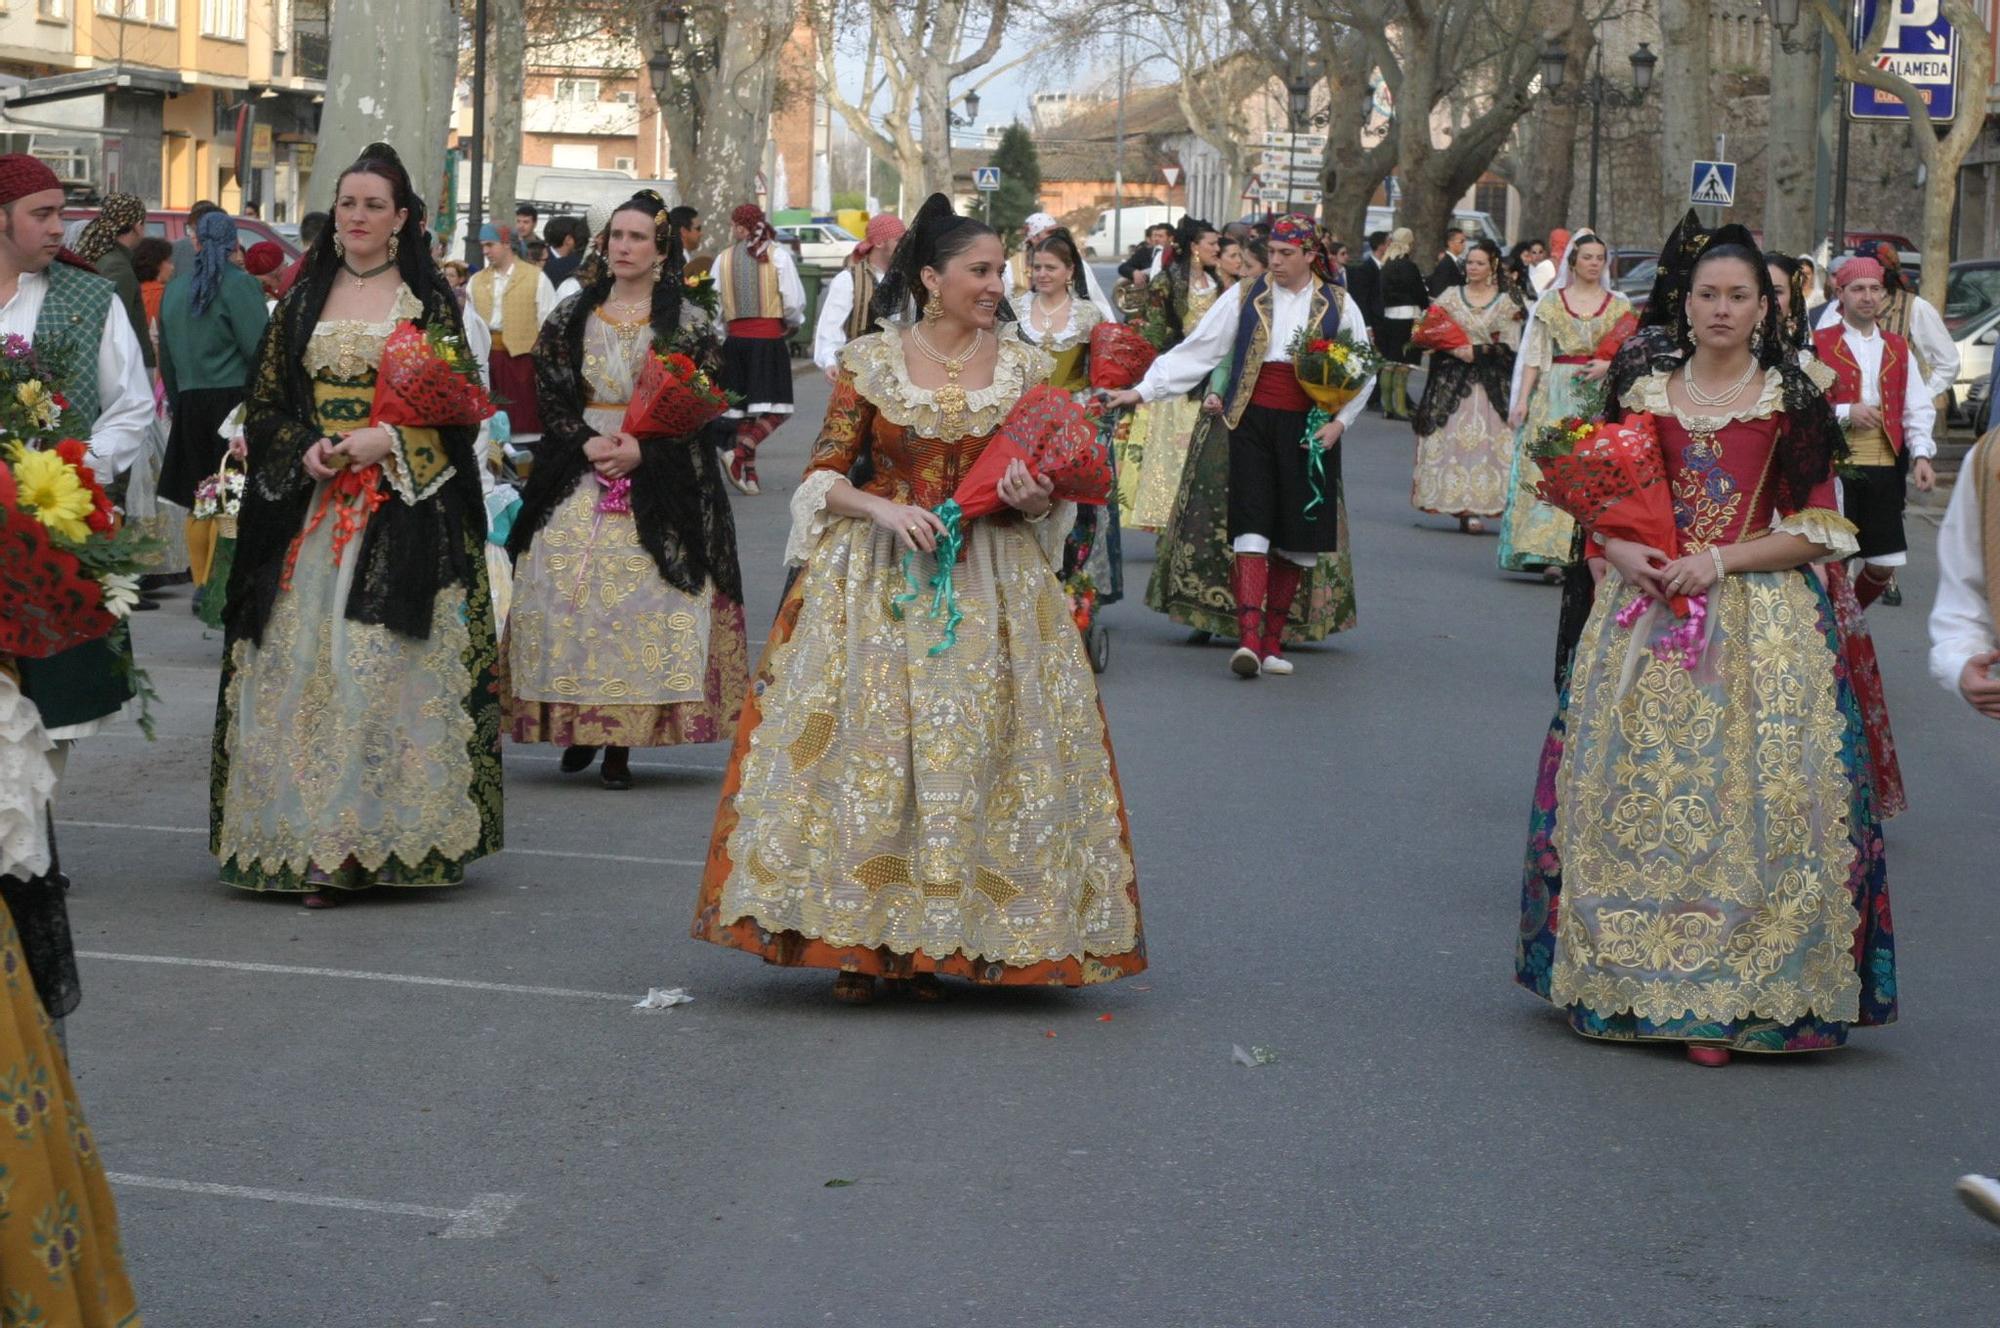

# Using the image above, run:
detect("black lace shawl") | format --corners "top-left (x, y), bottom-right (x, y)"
top-left (508, 296), bottom-right (744, 605)
top-left (0, 814), bottom-right (79, 1020)
top-left (227, 273), bottom-right (483, 646)
top-left (1409, 293), bottom-right (1523, 436)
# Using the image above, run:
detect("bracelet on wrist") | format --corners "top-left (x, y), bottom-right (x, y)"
top-left (1708, 546), bottom-right (1727, 582)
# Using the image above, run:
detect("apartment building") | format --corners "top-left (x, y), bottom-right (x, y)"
top-left (0, 0), bottom-right (326, 217)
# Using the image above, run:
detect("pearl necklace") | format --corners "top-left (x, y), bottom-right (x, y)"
top-left (1683, 355), bottom-right (1758, 408)
top-left (1030, 291), bottom-right (1071, 338)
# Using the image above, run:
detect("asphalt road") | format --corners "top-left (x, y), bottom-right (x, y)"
top-left (54, 370), bottom-right (2000, 1326)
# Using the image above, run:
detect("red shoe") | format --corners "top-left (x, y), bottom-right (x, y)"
top-left (1685, 1045), bottom-right (1731, 1068)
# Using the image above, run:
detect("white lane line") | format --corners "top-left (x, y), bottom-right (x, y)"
top-left (52, 821), bottom-right (701, 868)
top-left (106, 1174), bottom-right (522, 1238)
top-left (77, 952), bottom-right (637, 1003)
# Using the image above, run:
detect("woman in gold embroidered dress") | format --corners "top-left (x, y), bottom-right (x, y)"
top-left (1409, 239), bottom-right (1524, 530)
top-left (692, 195), bottom-right (1145, 1004)
top-left (1517, 236), bottom-right (1895, 1064)
top-left (1125, 219), bottom-right (1222, 531)
top-left (503, 193), bottom-right (748, 790)
top-left (1498, 229), bottom-right (1630, 578)
top-left (211, 144), bottom-right (502, 907)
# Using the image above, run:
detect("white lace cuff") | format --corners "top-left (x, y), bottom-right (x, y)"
top-left (1769, 507), bottom-right (1859, 561)
top-left (0, 674), bottom-right (58, 881)
top-left (1029, 501), bottom-right (1076, 570)
top-left (785, 470), bottom-right (846, 566)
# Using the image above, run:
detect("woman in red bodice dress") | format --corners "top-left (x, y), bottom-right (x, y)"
top-left (1515, 231), bottom-right (1895, 1063)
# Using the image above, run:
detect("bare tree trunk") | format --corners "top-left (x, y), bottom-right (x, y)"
top-left (1515, 15), bottom-right (1592, 244)
top-left (1317, 19), bottom-right (1396, 244)
top-left (1762, 33), bottom-right (1819, 254)
top-left (1655, 0), bottom-right (1714, 236)
top-left (318, 0), bottom-right (456, 218)
top-left (660, 0), bottom-right (794, 229)
top-left (489, 0), bottom-right (525, 231)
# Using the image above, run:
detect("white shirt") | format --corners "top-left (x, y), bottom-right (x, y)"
top-left (0, 266), bottom-right (151, 479)
top-left (1814, 291), bottom-right (1958, 401)
top-left (483, 260), bottom-right (559, 343)
top-left (553, 275), bottom-right (582, 306)
top-left (1928, 457), bottom-right (1997, 691)
top-left (812, 262), bottom-right (885, 372)
top-left (1832, 320), bottom-right (1937, 460)
top-left (1137, 278), bottom-right (1375, 432)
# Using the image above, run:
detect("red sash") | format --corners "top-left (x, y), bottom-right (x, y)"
top-left (727, 317), bottom-right (786, 339)
top-left (1248, 362), bottom-right (1311, 412)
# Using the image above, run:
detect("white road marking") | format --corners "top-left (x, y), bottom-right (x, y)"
top-left (105, 1174), bottom-right (522, 1238)
top-left (52, 821), bottom-right (702, 868)
top-left (77, 952), bottom-right (638, 1003)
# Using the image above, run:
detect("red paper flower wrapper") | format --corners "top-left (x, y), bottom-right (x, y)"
top-left (622, 349), bottom-right (732, 439)
top-left (368, 321), bottom-right (496, 431)
top-left (1533, 413), bottom-right (1689, 616)
top-left (1410, 304), bottom-right (1471, 353)
top-left (1593, 311), bottom-right (1639, 364)
top-left (951, 384), bottom-right (1111, 520)
top-left (0, 463), bottom-right (115, 659)
top-left (1087, 321), bottom-right (1158, 391)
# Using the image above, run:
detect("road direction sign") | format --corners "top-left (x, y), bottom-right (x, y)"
top-left (1848, 0), bottom-right (1958, 122)
top-left (1689, 159), bottom-right (1737, 207)
top-left (973, 166), bottom-right (1001, 191)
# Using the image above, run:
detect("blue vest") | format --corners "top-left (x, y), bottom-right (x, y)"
top-left (1219, 277), bottom-right (1348, 428)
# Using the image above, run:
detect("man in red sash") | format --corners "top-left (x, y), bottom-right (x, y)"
top-left (1812, 256), bottom-right (1935, 607)
top-left (1103, 215), bottom-right (1375, 678)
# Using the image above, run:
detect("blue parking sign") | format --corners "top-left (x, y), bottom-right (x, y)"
top-left (1849, 0), bottom-right (1958, 122)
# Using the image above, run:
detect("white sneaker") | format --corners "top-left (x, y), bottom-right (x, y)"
top-left (1957, 1175), bottom-right (2000, 1227)
top-left (1229, 647), bottom-right (1261, 678)
top-left (1260, 655), bottom-right (1294, 676)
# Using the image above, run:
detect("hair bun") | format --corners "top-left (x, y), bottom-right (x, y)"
top-left (912, 192), bottom-right (958, 228)
top-left (358, 141), bottom-right (402, 165)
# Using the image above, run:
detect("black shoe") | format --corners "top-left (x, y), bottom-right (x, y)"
top-left (600, 747), bottom-right (633, 790)
top-left (1187, 629), bottom-right (1213, 645)
top-left (133, 594), bottom-right (162, 611)
top-left (559, 745), bottom-right (599, 773)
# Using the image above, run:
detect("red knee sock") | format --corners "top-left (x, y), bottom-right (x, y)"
top-left (735, 414), bottom-right (781, 454)
top-left (1231, 553), bottom-right (1269, 652)
top-left (1855, 565), bottom-right (1894, 609)
top-left (1263, 559), bottom-right (1304, 657)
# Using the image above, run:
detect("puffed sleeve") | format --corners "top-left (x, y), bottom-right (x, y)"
top-left (787, 364), bottom-right (878, 566)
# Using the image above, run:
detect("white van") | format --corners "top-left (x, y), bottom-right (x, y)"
top-left (1361, 206), bottom-right (1502, 246)
top-left (1084, 205), bottom-right (1177, 259)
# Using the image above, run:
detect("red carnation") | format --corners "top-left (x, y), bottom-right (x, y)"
top-left (51, 393), bottom-right (68, 410)
top-left (664, 352), bottom-right (698, 378)
top-left (54, 439), bottom-right (87, 466)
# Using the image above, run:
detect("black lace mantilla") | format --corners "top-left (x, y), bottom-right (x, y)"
top-left (1, 814), bottom-right (80, 1020)
top-left (228, 272), bottom-right (483, 646)
top-left (509, 296), bottom-right (745, 605)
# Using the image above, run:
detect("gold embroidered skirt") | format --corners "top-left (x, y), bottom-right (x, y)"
top-left (503, 483), bottom-right (748, 748)
top-left (694, 514), bottom-right (1145, 985)
top-left (1551, 569), bottom-right (1873, 1036)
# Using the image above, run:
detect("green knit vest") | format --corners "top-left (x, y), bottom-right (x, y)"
top-left (34, 262), bottom-right (115, 428)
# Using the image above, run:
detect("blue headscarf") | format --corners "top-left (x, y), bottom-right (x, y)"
top-left (190, 210), bottom-right (239, 316)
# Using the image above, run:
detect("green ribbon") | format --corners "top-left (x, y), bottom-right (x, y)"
top-left (1302, 405), bottom-right (1333, 521)
top-left (890, 498), bottom-right (966, 656)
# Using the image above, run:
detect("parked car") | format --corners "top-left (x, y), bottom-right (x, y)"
top-left (60, 208), bottom-right (300, 261)
top-left (774, 220), bottom-right (858, 267)
top-left (1947, 300), bottom-right (2000, 428)
top-left (1945, 259), bottom-right (2000, 331)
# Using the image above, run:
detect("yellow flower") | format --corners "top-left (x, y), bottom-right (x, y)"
top-left (14, 379), bottom-right (56, 429)
top-left (10, 447), bottom-right (93, 541)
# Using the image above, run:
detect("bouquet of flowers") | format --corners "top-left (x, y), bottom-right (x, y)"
top-left (1288, 324), bottom-right (1383, 416)
top-left (1409, 304), bottom-right (1472, 354)
top-left (189, 430), bottom-right (247, 630)
top-left (681, 270), bottom-right (720, 318)
top-left (0, 334), bottom-right (77, 448)
top-left (1087, 321), bottom-right (1158, 394)
top-left (365, 320), bottom-right (496, 439)
top-left (896, 384), bottom-right (1113, 655)
top-left (1530, 413), bottom-right (1707, 666)
top-left (622, 339), bottom-right (732, 440)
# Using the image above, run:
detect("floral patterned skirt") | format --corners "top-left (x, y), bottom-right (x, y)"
top-left (0, 909), bottom-right (140, 1326)
top-left (1515, 568), bottom-right (1895, 1051)
top-left (694, 514), bottom-right (1145, 986)
top-left (1496, 364), bottom-right (1594, 571)
top-left (1143, 410), bottom-right (1356, 641)
top-left (210, 504), bottom-right (504, 891)
top-left (1822, 561), bottom-right (1906, 819)
top-left (1127, 395), bottom-right (1203, 532)
top-left (1411, 359), bottom-right (1512, 517)
top-left (502, 484), bottom-right (749, 748)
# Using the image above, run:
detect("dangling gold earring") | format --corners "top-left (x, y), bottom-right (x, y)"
top-left (652, 259), bottom-right (664, 282)
top-left (923, 289), bottom-right (943, 322)
top-left (333, 234), bottom-right (345, 259)
top-left (387, 233), bottom-right (400, 260)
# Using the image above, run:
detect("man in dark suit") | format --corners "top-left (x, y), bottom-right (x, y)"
top-left (1427, 226), bottom-right (1467, 297)
top-left (1349, 231), bottom-right (1388, 410)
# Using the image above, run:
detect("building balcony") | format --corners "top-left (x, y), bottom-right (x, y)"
top-left (523, 99), bottom-right (639, 138)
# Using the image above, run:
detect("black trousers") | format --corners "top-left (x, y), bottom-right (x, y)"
top-left (1842, 461), bottom-right (1908, 562)
top-left (1226, 403), bottom-right (1343, 554)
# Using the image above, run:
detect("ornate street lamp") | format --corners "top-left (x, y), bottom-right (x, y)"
top-left (1538, 36), bottom-right (1659, 229)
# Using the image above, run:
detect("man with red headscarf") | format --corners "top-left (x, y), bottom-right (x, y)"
top-left (1103, 213), bottom-right (1375, 678)
top-left (710, 202), bottom-right (804, 494)
top-left (0, 154), bottom-right (153, 737)
top-left (1814, 254), bottom-right (1937, 608)
top-left (811, 211), bottom-right (903, 380)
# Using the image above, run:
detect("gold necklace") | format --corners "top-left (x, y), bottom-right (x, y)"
top-left (909, 325), bottom-right (983, 435)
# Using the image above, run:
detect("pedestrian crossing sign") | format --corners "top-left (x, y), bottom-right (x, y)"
top-left (1689, 160), bottom-right (1736, 207)
top-left (973, 166), bottom-right (1002, 191)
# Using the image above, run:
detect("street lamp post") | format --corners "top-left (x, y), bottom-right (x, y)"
top-left (945, 91), bottom-right (984, 219)
top-left (1285, 73), bottom-right (1310, 218)
top-left (1537, 37), bottom-right (1658, 232)
top-left (647, 5), bottom-right (681, 182)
